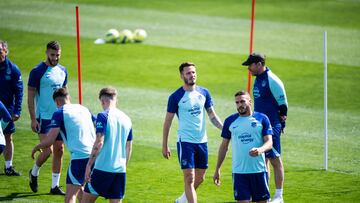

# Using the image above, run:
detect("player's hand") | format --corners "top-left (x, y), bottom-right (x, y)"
top-left (280, 115), bottom-right (287, 134)
top-left (213, 169), bottom-right (221, 186)
top-left (31, 119), bottom-right (40, 133)
top-left (12, 114), bottom-right (20, 122)
top-left (249, 147), bottom-right (261, 157)
top-left (31, 147), bottom-right (42, 159)
top-left (162, 146), bottom-right (171, 159)
top-left (85, 164), bottom-right (92, 182)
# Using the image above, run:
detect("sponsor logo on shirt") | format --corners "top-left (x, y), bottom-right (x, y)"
top-left (238, 133), bottom-right (254, 144)
top-left (188, 105), bottom-right (201, 117)
top-left (262, 80), bottom-right (267, 87)
top-left (253, 87), bottom-right (260, 98)
top-left (96, 122), bottom-right (103, 129)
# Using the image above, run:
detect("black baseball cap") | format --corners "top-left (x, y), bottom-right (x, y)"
top-left (241, 52), bottom-right (266, 66)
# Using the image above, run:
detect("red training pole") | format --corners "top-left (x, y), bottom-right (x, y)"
top-left (75, 6), bottom-right (82, 104)
top-left (247, 0), bottom-right (256, 93)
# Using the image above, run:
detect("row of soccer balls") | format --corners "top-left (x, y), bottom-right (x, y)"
top-left (105, 28), bottom-right (147, 44)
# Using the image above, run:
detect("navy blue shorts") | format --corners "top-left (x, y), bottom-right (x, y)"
top-left (3, 120), bottom-right (15, 135)
top-left (177, 142), bottom-right (208, 169)
top-left (84, 169), bottom-right (126, 199)
top-left (66, 158), bottom-right (89, 186)
top-left (265, 123), bottom-right (281, 158)
top-left (0, 144), bottom-right (5, 155)
top-left (37, 118), bottom-right (62, 141)
top-left (233, 172), bottom-right (270, 202)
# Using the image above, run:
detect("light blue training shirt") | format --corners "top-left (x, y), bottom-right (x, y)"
top-left (167, 86), bottom-right (213, 143)
top-left (49, 104), bottom-right (96, 160)
top-left (94, 108), bottom-right (133, 173)
top-left (222, 112), bottom-right (273, 174)
top-left (28, 62), bottom-right (68, 120)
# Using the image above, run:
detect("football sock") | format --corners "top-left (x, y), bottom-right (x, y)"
top-left (31, 164), bottom-right (40, 176)
top-left (5, 161), bottom-right (12, 169)
top-left (52, 173), bottom-right (61, 188)
top-left (275, 188), bottom-right (283, 197)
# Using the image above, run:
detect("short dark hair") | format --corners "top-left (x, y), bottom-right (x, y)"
top-left (53, 88), bottom-right (69, 101)
top-left (99, 87), bottom-right (117, 100)
top-left (179, 62), bottom-right (195, 73)
top-left (234, 90), bottom-right (250, 97)
top-left (47, 41), bottom-right (61, 51)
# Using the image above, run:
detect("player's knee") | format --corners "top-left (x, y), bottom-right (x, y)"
top-left (53, 142), bottom-right (64, 156)
top-left (184, 172), bottom-right (195, 186)
top-left (270, 157), bottom-right (283, 168)
top-left (196, 175), bottom-right (205, 185)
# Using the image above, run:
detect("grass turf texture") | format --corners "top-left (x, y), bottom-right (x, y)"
top-left (0, 0), bottom-right (360, 202)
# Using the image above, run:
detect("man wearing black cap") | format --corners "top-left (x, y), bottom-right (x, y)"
top-left (242, 52), bottom-right (288, 203)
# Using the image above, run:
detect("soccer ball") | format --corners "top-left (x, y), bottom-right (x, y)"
top-left (133, 29), bottom-right (147, 43)
top-left (117, 29), bottom-right (133, 44)
top-left (105, 29), bottom-right (119, 43)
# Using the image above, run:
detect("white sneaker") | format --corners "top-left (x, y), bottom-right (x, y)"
top-left (270, 196), bottom-right (283, 203)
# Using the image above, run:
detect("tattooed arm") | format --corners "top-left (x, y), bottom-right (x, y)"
top-left (85, 133), bottom-right (104, 182)
top-left (206, 106), bottom-right (223, 130)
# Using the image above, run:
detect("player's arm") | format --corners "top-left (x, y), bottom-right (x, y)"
top-left (27, 86), bottom-right (39, 133)
top-left (126, 140), bottom-right (132, 166)
top-left (162, 112), bottom-right (175, 159)
top-left (269, 77), bottom-right (288, 132)
top-left (12, 68), bottom-right (23, 121)
top-left (85, 133), bottom-right (104, 182)
top-left (213, 138), bottom-right (230, 186)
top-left (31, 128), bottom-right (60, 159)
top-left (206, 106), bottom-right (223, 130)
top-left (0, 102), bottom-right (12, 129)
top-left (249, 135), bottom-right (273, 157)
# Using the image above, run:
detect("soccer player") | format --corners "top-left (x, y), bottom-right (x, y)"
top-left (31, 88), bottom-right (96, 203)
top-left (0, 101), bottom-right (12, 156)
top-left (162, 62), bottom-right (223, 203)
top-left (0, 40), bottom-right (23, 176)
top-left (82, 87), bottom-right (133, 203)
top-left (213, 90), bottom-right (273, 203)
top-left (242, 53), bottom-right (288, 203)
top-left (28, 41), bottom-right (68, 195)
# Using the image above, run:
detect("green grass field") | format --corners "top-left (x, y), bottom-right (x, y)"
top-left (0, 0), bottom-right (360, 202)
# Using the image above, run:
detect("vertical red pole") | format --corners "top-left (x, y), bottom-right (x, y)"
top-left (248, 0), bottom-right (256, 93)
top-left (76, 6), bottom-right (82, 104)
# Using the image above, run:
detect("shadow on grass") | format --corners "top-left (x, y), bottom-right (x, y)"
top-left (0, 192), bottom-right (49, 201)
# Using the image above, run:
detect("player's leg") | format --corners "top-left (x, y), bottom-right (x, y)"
top-left (29, 133), bottom-right (52, 193)
top-left (233, 173), bottom-right (251, 203)
top-left (3, 121), bottom-right (20, 176)
top-left (177, 142), bottom-right (196, 203)
top-left (194, 142), bottom-right (208, 189)
top-left (81, 192), bottom-right (98, 203)
top-left (109, 199), bottom-right (121, 203)
top-left (249, 172), bottom-right (270, 203)
top-left (66, 158), bottom-right (88, 202)
top-left (65, 184), bottom-right (81, 203)
top-left (266, 124), bottom-right (283, 202)
top-left (51, 135), bottom-right (65, 195)
top-left (183, 168), bottom-right (197, 203)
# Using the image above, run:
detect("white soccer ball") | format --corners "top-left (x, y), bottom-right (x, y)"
top-left (133, 29), bottom-right (147, 43)
top-left (105, 29), bottom-right (119, 43)
top-left (117, 29), bottom-right (133, 44)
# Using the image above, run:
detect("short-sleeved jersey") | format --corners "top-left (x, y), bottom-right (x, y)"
top-left (0, 101), bottom-right (11, 146)
top-left (28, 62), bottom-right (67, 120)
top-left (94, 108), bottom-right (132, 173)
top-left (253, 67), bottom-right (288, 125)
top-left (49, 104), bottom-right (95, 160)
top-left (0, 57), bottom-right (23, 116)
top-left (221, 112), bottom-right (273, 174)
top-left (167, 86), bottom-right (213, 143)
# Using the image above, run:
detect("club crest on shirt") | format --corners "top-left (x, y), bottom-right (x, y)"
top-left (251, 122), bottom-right (257, 127)
top-left (262, 80), bottom-right (267, 87)
top-left (6, 67), bottom-right (11, 75)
